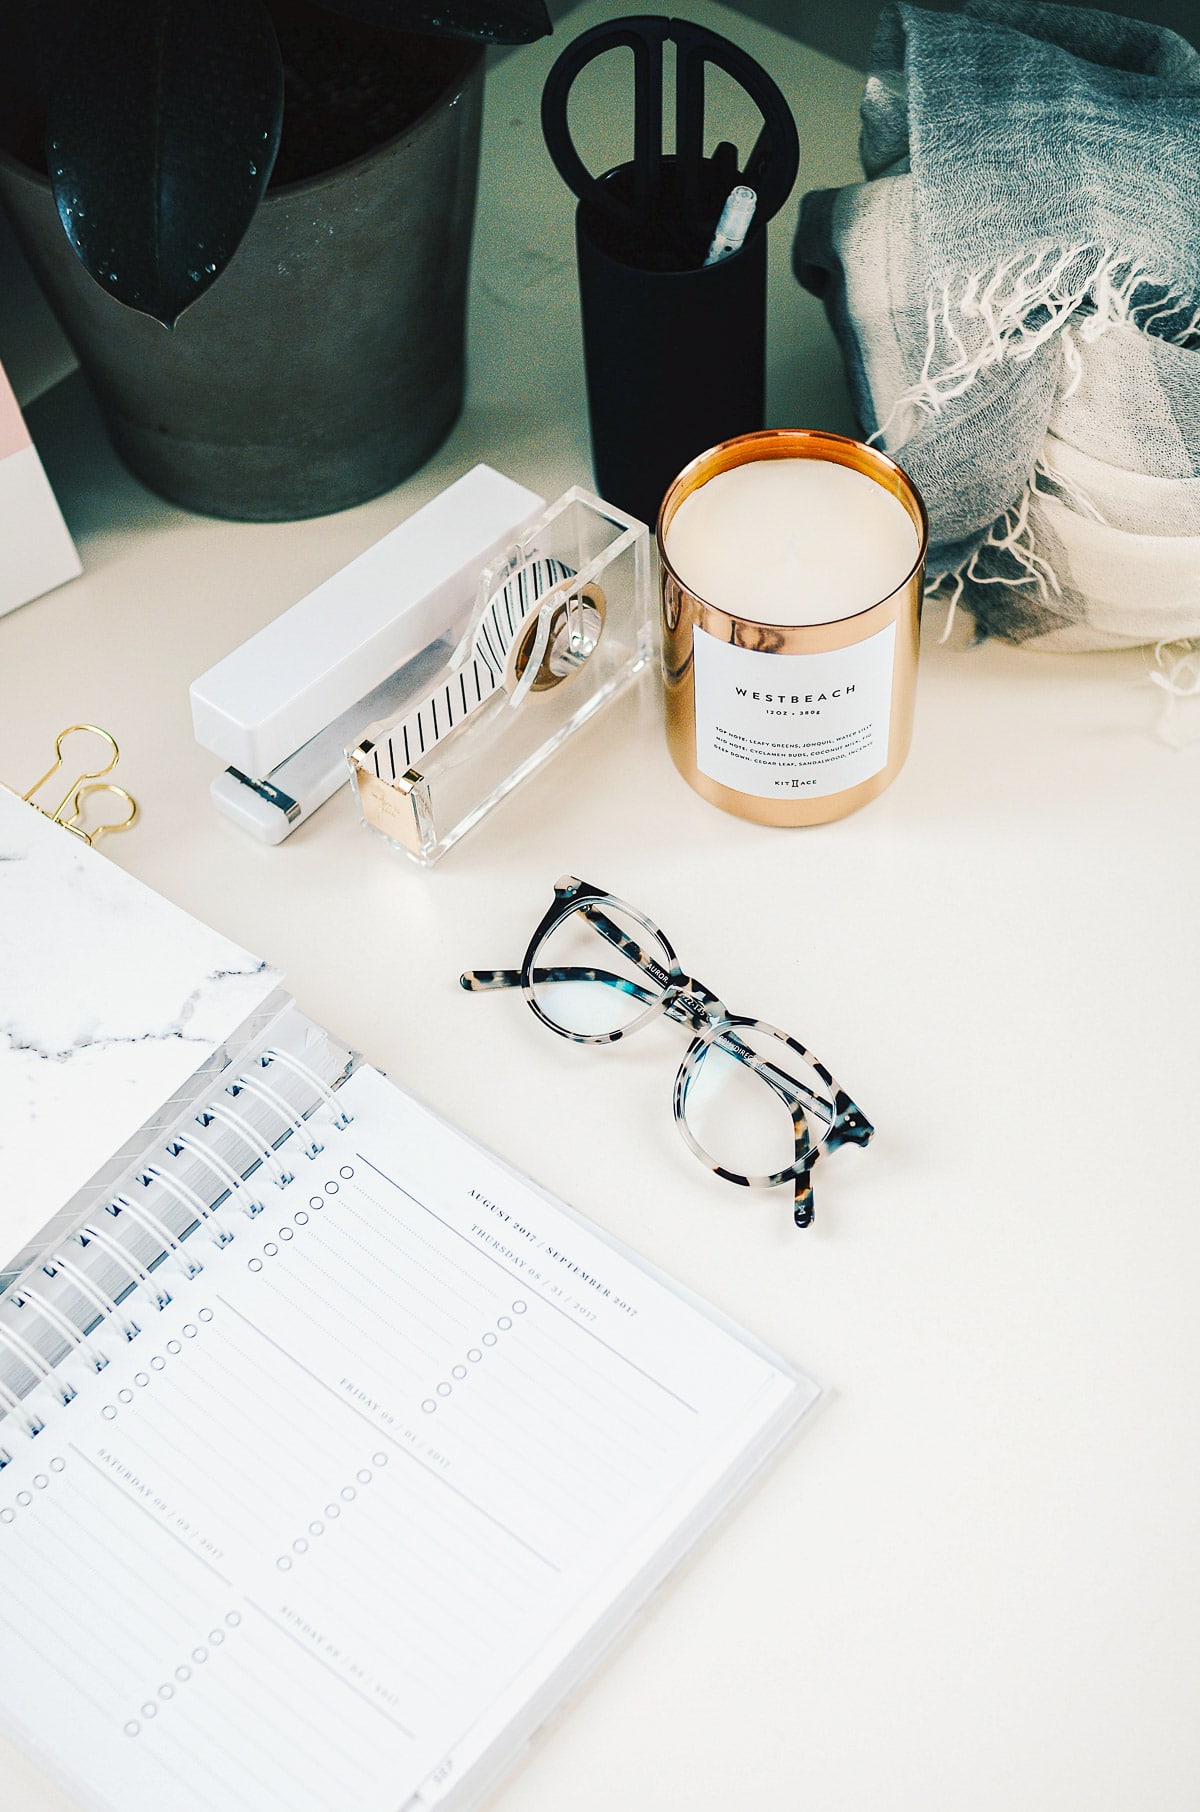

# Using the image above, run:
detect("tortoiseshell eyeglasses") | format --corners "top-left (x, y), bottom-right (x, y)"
top-left (461, 875), bottom-right (873, 1228)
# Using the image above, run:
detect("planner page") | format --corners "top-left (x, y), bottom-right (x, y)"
top-left (0, 1065), bottom-right (817, 1812)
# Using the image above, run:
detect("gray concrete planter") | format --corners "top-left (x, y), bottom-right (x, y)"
top-left (0, 45), bottom-right (483, 521)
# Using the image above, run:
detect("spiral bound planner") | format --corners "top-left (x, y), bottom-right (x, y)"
top-left (0, 789), bottom-right (822, 1812)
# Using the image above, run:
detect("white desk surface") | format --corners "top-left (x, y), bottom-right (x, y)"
top-left (2, 5), bottom-right (1198, 1809)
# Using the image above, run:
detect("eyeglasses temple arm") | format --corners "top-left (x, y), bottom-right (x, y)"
top-left (688, 1025), bottom-right (871, 1227)
top-left (700, 1021), bottom-right (825, 1116)
top-left (461, 966), bottom-right (659, 1005)
top-left (705, 1022), bottom-right (875, 1149)
top-left (580, 905), bottom-right (673, 989)
top-left (460, 969), bottom-right (523, 991)
top-left (793, 1170), bottom-right (816, 1229)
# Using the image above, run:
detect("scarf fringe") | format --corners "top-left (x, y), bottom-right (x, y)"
top-left (871, 244), bottom-right (1195, 452)
top-left (1148, 639), bottom-right (1200, 747)
top-left (883, 244), bottom-right (1190, 639)
top-left (926, 465), bottom-right (1068, 641)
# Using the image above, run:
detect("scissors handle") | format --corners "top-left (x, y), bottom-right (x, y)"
top-left (541, 16), bottom-right (671, 234)
top-left (675, 19), bottom-right (799, 227)
top-left (541, 15), bottom-right (799, 241)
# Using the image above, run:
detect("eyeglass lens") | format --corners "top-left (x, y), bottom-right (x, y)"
top-left (683, 1025), bottom-right (837, 1181)
top-left (531, 901), bottom-right (671, 1037)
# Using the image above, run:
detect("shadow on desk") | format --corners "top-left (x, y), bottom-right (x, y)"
top-left (23, 366), bottom-right (177, 558)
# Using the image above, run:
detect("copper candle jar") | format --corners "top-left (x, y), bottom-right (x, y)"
top-left (658, 429), bottom-right (928, 825)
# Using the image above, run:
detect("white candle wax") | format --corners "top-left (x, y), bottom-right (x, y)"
top-left (664, 457), bottom-right (920, 625)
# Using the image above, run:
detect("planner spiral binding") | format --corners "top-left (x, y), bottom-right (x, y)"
top-left (0, 1044), bottom-right (353, 1455)
top-left (1, 766), bottom-right (820, 1812)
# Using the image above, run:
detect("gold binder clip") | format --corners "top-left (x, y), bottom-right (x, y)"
top-left (14, 724), bottom-right (138, 845)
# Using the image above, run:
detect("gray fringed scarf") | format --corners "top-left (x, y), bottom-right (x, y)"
top-left (794, 0), bottom-right (1200, 658)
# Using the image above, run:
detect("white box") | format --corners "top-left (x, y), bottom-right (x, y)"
top-left (0, 361), bottom-right (81, 618)
top-left (190, 464), bottom-right (545, 778)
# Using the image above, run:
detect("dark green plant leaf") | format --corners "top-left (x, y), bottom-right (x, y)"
top-left (311, 0), bottom-right (551, 46)
top-left (46, 0), bottom-right (284, 327)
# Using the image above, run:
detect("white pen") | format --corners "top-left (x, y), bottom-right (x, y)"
top-left (703, 184), bottom-right (758, 266)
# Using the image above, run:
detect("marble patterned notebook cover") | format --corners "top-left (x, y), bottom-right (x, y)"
top-left (0, 789), bottom-right (282, 1269)
top-left (0, 357), bottom-right (81, 617)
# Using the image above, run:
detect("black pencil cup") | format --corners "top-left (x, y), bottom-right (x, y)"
top-left (575, 159), bottom-right (767, 530)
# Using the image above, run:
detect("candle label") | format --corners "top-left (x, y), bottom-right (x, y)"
top-left (692, 623), bottom-right (896, 799)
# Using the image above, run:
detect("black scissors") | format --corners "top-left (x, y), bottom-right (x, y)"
top-left (541, 15), bottom-right (799, 270)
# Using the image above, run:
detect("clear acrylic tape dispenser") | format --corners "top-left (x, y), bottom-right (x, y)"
top-left (349, 487), bottom-right (653, 866)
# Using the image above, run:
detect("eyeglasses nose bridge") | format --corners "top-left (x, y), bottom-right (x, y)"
top-left (671, 980), bottom-right (728, 1031)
